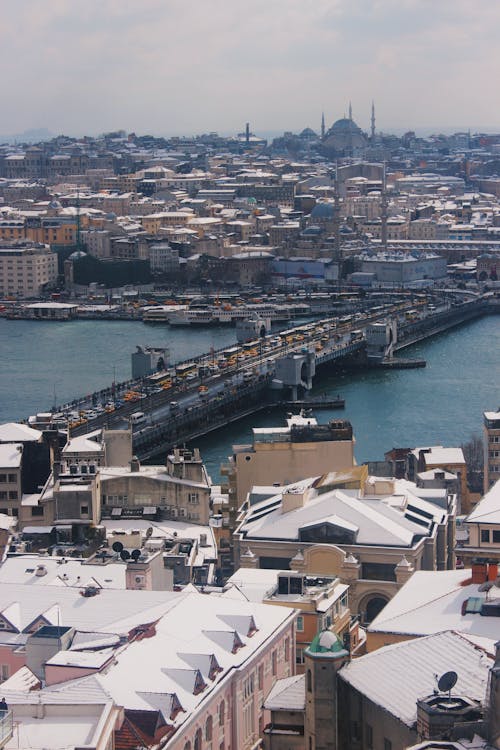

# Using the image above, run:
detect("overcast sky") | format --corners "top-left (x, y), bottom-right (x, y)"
top-left (1, 0), bottom-right (498, 138)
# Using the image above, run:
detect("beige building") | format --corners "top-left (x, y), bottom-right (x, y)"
top-left (226, 566), bottom-right (362, 671)
top-left (0, 444), bottom-right (22, 518)
top-left (0, 243), bottom-right (58, 298)
top-left (484, 409), bottom-right (500, 492)
top-left (99, 448), bottom-right (211, 525)
top-left (235, 472), bottom-right (457, 623)
top-left (222, 414), bottom-right (356, 513)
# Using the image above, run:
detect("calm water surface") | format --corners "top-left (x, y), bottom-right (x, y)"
top-left (1, 315), bottom-right (498, 479)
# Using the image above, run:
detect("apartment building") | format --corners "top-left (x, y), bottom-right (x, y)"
top-left (0, 243), bottom-right (58, 298)
top-left (484, 409), bottom-right (500, 491)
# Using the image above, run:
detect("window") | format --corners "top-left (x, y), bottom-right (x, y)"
top-left (481, 529), bottom-right (491, 543)
top-left (366, 724), bottom-right (373, 749)
top-left (384, 739), bottom-right (392, 750)
top-left (31, 507), bottom-right (44, 517)
top-left (272, 650), bottom-right (277, 676)
top-left (258, 664), bottom-right (264, 690)
top-left (0, 475), bottom-right (6, 483)
top-left (8, 474), bottom-right (16, 483)
top-left (189, 493), bottom-right (199, 504)
top-left (296, 615), bottom-right (304, 632)
top-left (80, 505), bottom-right (89, 516)
top-left (284, 637), bottom-right (290, 662)
top-left (193, 728), bottom-right (202, 750)
top-left (296, 647), bottom-right (305, 665)
top-left (0, 664), bottom-right (9, 682)
top-left (205, 716), bottom-right (212, 741)
top-left (351, 721), bottom-right (360, 741)
top-left (218, 700), bottom-right (225, 726)
top-left (0, 492), bottom-right (7, 500)
top-left (307, 670), bottom-right (312, 692)
top-left (493, 531), bottom-right (500, 543)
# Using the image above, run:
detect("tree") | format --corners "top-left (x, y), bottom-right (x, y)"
top-left (461, 433), bottom-right (484, 493)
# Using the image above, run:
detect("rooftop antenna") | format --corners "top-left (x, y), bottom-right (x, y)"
top-left (437, 670), bottom-right (458, 700)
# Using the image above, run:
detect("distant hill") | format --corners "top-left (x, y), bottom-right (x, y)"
top-left (0, 127), bottom-right (54, 144)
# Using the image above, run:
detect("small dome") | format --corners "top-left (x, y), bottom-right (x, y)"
top-left (48, 199), bottom-right (62, 210)
top-left (308, 629), bottom-right (347, 655)
top-left (311, 202), bottom-right (335, 219)
top-left (69, 250), bottom-right (87, 260)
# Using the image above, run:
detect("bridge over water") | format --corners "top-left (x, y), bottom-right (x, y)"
top-left (67, 296), bottom-right (490, 459)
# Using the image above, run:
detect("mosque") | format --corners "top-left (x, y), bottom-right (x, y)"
top-left (320, 102), bottom-right (375, 157)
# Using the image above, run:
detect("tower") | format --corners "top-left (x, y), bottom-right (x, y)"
top-left (321, 112), bottom-right (325, 140)
top-left (245, 122), bottom-right (250, 144)
top-left (304, 630), bottom-right (349, 750)
top-left (348, 101), bottom-right (352, 121)
top-left (371, 101), bottom-right (376, 141)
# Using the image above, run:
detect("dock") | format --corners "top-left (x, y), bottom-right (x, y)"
top-left (379, 358), bottom-right (426, 369)
top-left (281, 398), bottom-right (345, 409)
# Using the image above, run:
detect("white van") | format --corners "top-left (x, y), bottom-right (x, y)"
top-left (130, 411), bottom-right (146, 424)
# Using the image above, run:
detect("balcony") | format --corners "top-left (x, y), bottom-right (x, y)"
top-left (0, 711), bottom-right (13, 748)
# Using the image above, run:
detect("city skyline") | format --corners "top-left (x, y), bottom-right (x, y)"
top-left (1, 0), bottom-right (499, 137)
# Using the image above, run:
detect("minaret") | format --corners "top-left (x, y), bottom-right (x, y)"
top-left (380, 162), bottom-right (388, 250)
top-left (371, 101), bottom-right (376, 141)
top-left (321, 112), bottom-right (325, 140)
top-left (304, 631), bottom-right (349, 750)
top-left (348, 102), bottom-right (353, 157)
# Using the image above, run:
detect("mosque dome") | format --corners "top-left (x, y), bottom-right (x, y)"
top-left (300, 127), bottom-right (317, 139)
top-left (308, 630), bottom-right (347, 655)
top-left (322, 110), bottom-right (368, 156)
top-left (47, 199), bottom-right (63, 216)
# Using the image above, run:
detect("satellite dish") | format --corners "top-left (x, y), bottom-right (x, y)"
top-left (112, 541), bottom-right (124, 553)
top-left (120, 549), bottom-right (130, 561)
top-left (131, 549), bottom-right (141, 561)
top-left (437, 671), bottom-right (458, 694)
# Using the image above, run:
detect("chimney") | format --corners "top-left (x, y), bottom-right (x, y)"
top-left (471, 561), bottom-right (488, 584)
top-left (130, 456), bottom-right (140, 473)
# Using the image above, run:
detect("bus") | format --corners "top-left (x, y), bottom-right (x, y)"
top-left (175, 362), bottom-right (198, 379)
top-left (222, 346), bottom-right (240, 360)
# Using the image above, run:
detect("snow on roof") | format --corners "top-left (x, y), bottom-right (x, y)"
top-left (0, 513), bottom-right (16, 531)
top-left (103, 518), bottom-right (216, 560)
top-left (368, 569), bottom-right (500, 641)
top-left (340, 631), bottom-right (492, 727)
top-left (0, 555), bottom-right (127, 589)
top-left (92, 591), bottom-right (295, 726)
top-left (0, 422), bottom-right (42, 443)
top-left (99, 465), bottom-right (208, 490)
top-left (238, 482), bottom-right (430, 547)
top-left (63, 432), bottom-right (103, 454)
top-left (0, 581), bottom-right (184, 638)
top-left (413, 446), bottom-right (465, 466)
top-left (0, 443), bottom-right (22, 468)
top-left (225, 568), bottom-right (282, 602)
top-left (466, 479), bottom-right (500, 524)
top-left (264, 673), bottom-right (305, 711)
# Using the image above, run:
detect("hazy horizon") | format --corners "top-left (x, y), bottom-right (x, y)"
top-left (2, 0), bottom-right (499, 137)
